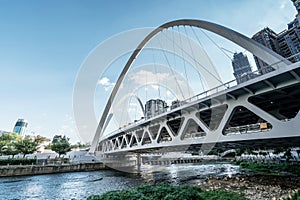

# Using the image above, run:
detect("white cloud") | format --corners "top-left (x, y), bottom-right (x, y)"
top-left (129, 102), bottom-right (138, 106)
top-left (151, 85), bottom-right (159, 90)
top-left (166, 90), bottom-right (172, 97)
top-left (128, 70), bottom-right (171, 85)
top-left (98, 77), bottom-right (116, 91)
top-left (280, 2), bottom-right (287, 10)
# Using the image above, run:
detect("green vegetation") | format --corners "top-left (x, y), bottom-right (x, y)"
top-left (14, 138), bottom-right (38, 158)
top-left (0, 132), bottom-right (22, 157)
top-left (0, 133), bottom-right (40, 157)
top-left (51, 135), bottom-right (71, 157)
top-left (0, 158), bottom-right (36, 165)
top-left (86, 184), bottom-right (245, 200)
top-left (71, 142), bottom-right (89, 149)
top-left (34, 135), bottom-right (50, 144)
top-left (233, 160), bottom-right (300, 175)
top-left (274, 189), bottom-right (300, 200)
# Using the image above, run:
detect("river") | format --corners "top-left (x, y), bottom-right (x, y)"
top-left (0, 162), bottom-right (241, 200)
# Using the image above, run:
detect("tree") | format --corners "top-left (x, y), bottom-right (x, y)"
top-left (296, 149), bottom-right (300, 160)
top-left (273, 147), bottom-right (284, 155)
top-left (34, 135), bottom-right (50, 144)
top-left (0, 132), bottom-right (22, 157)
top-left (14, 138), bottom-right (38, 158)
top-left (0, 141), bottom-right (6, 156)
top-left (284, 148), bottom-right (293, 162)
top-left (0, 132), bottom-right (22, 143)
top-left (2, 145), bottom-right (19, 158)
top-left (71, 142), bottom-right (88, 149)
top-left (51, 135), bottom-right (71, 157)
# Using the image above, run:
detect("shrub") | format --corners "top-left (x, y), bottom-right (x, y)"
top-left (86, 184), bottom-right (246, 200)
top-left (0, 158), bottom-right (36, 165)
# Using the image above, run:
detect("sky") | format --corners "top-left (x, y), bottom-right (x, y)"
top-left (0, 0), bottom-right (296, 143)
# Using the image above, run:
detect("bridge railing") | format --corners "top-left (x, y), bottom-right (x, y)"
top-left (183, 79), bottom-right (236, 104)
top-left (182, 54), bottom-right (300, 106)
top-left (105, 56), bottom-right (296, 137)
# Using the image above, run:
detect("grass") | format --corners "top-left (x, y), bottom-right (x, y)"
top-left (232, 160), bottom-right (300, 175)
top-left (86, 184), bottom-right (246, 200)
top-left (276, 189), bottom-right (300, 200)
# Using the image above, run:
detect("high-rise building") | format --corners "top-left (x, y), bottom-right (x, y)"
top-left (232, 52), bottom-right (255, 84)
top-left (252, 0), bottom-right (300, 74)
top-left (13, 119), bottom-right (28, 136)
top-left (292, 0), bottom-right (300, 28)
top-left (145, 99), bottom-right (168, 120)
top-left (277, 27), bottom-right (300, 63)
top-left (252, 28), bottom-right (279, 74)
top-left (292, 0), bottom-right (300, 15)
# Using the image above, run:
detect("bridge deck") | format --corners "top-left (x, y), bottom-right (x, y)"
top-left (99, 62), bottom-right (300, 154)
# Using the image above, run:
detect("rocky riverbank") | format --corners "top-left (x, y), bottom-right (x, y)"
top-left (198, 174), bottom-right (300, 200)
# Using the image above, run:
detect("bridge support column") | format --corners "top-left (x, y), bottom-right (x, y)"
top-left (137, 153), bottom-right (141, 173)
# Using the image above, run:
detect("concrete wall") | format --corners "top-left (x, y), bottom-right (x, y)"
top-left (0, 163), bottom-right (106, 177)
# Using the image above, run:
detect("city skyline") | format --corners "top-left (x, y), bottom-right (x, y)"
top-left (0, 0), bottom-right (295, 143)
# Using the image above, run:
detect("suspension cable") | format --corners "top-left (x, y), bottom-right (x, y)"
top-left (171, 26), bottom-right (180, 99)
top-left (160, 28), bottom-right (224, 86)
top-left (157, 29), bottom-right (186, 99)
top-left (200, 29), bottom-right (233, 61)
top-left (151, 45), bottom-right (161, 99)
top-left (191, 27), bottom-right (208, 92)
top-left (179, 25), bottom-right (191, 98)
top-left (184, 25), bottom-right (206, 93)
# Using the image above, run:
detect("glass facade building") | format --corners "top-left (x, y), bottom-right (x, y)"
top-left (145, 99), bottom-right (168, 120)
top-left (232, 52), bottom-right (255, 84)
top-left (13, 119), bottom-right (28, 136)
top-left (252, 0), bottom-right (300, 74)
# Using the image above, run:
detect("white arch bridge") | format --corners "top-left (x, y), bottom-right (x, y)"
top-left (90, 19), bottom-right (300, 162)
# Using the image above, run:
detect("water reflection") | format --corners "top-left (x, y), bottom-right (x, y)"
top-left (140, 162), bottom-right (241, 185)
top-left (0, 162), bottom-right (240, 199)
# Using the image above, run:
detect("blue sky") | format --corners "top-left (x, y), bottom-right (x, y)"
top-left (0, 0), bottom-right (295, 143)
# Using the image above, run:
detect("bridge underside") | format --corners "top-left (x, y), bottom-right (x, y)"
top-left (96, 62), bottom-right (300, 155)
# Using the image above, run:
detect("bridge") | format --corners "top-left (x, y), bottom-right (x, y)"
top-left (89, 19), bottom-right (300, 165)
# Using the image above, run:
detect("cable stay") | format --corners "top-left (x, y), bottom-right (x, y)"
top-left (190, 27), bottom-right (207, 92)
top-left (171, 27), bottom-right (180, 99)
top-left (151, 45), bottom-right (161, 100)
top-left (160, 27), bottom-right (224, 87)
top-left (179, 25), bottom-right (191, 98)
top-left (156, 32), bottom-right (186, 100)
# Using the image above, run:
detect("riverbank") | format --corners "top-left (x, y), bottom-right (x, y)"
top-left (0, 162), bottom-right (107, 177)
top-left (86, 177), bottom-right (300, 200)
top-left (84, 174), bottom-right (300, 200)
top-left (233, 160), bottom-right (300, 175)
top-left (86, 183), bottom-right (246, 200)
top-left (198, 174), bottom-right (300, 199)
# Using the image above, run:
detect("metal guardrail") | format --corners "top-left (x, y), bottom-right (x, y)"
top-left (107, 56), bottom-right (297, 136)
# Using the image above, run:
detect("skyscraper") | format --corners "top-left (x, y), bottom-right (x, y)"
top-left (232, 52), bottom-right (254, 84)
top-left (252, 28), bottom-right (279, 74)
top-left (145, 99), bottom-right (168, 120)
top-left (13, 119), bottom-right (28, 136)
top-left (252, 0), bottom-right (300, 74)
top-left (292, 0), bottom-right (300, 15)
top-left (277, 27), bottom-right (300, 63)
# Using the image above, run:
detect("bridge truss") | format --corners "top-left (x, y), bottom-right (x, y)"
top-left (98, 62), bottom-right (300, 154)
top-left (91, 19), bottom-right (300, 156)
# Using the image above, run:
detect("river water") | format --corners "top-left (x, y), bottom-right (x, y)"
top-left (0, 162), bottom-right (241, 200)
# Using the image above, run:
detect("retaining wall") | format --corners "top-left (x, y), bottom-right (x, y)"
top-left (0, 163), bottom-right (106, 177)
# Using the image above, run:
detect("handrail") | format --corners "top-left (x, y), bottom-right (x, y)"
top-left (104, 55), bottom-right (297, 138)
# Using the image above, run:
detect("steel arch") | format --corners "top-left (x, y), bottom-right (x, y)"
top-left (90, 19), bottom-right (291, 153)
